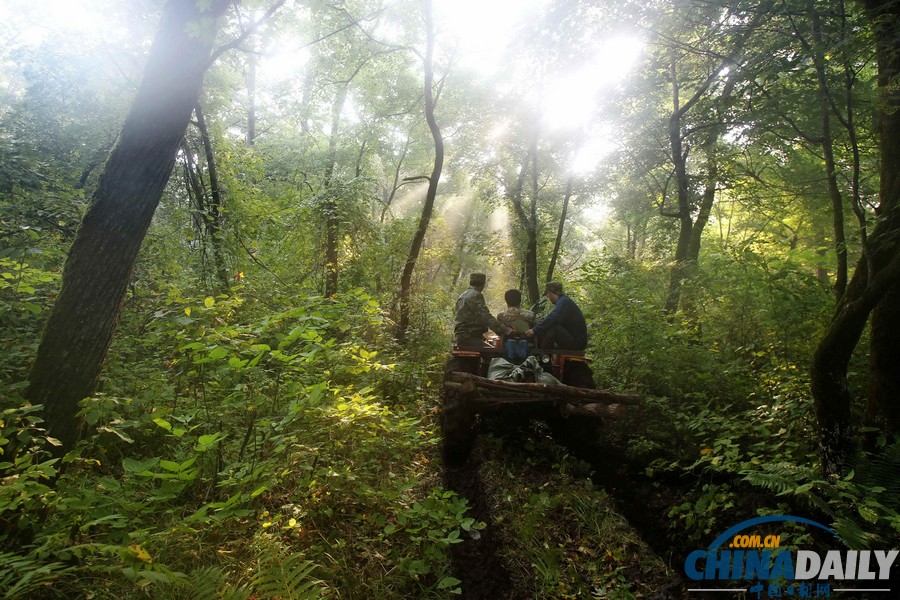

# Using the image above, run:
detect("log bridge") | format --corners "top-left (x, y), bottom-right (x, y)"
top-left (443, 371), bottom-right (642, 420)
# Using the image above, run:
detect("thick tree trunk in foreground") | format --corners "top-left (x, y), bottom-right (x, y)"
top-left (811, 0), bottom-right (900, 473)
top-left (26, 0), bottom-right (226, 451)
top-left (862, 0), bottom-right (900, 440)
top-left (868, 286), bottom-right (900, 434)
top-left (396, 0), bottom-right (443, 342)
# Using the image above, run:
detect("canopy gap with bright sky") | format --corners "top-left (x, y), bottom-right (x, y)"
top-left (1, 0), bottom-right (644, 228)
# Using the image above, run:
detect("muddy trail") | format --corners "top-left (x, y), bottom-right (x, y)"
top-left (443, 457), bottom-right (517, 599)
top-left (442, 415), bottom-right (689, 599)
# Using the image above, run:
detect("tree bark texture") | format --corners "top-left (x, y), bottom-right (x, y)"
top-left (811, 0), bottom-right (900, 471)
top-left (26, 0), bottom-right (227, 451)
top-left (862, 0), bottom-right (900, 439)
top-left (663, 57), bottom-right (700, 316)
top-left (396, 0), bottom-right (443, 342)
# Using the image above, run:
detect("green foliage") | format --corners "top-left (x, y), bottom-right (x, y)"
top-left (379, 488), bottom-right (482, 585)
top-left (577, 240), bottom-right (895, 552)
top-left (0, 276), bottom-right (469, 598)
top-left (0, 258), bottom-right (58, 381)
top-left (1, 0), bottom-right (897, 596)
top-left (0, 551), bottom-right (72, 599)
top-left (0, 398), bottom-right (60, 544)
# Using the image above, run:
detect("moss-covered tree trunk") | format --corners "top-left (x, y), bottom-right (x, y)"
top-left (26, 0), bottom-right (227, 451)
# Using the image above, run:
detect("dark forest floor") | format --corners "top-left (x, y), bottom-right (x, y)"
top-left (442, 415), bottom-right (686, 599)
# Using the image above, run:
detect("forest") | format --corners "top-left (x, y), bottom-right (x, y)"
top-left (1, 0), bottom-right (899, 597)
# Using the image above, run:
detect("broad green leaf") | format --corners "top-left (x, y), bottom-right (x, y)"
top-left (160, 460), bottom-right (182, 472)
top-left (208, 346), bottom-right (228, 360)
top-left (153, 418), bottom-right (172, 432)
top-left (437, 576), bottom-right (461, 590)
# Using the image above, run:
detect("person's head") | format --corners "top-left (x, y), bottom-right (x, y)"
top-left (504, 288), bottom-right (522, 308)
top-left (469, 272), bottom-right (486, 290)
top-left (544, 281), bottom-right (563, 304)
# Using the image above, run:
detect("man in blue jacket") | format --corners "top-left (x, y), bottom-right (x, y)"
top-left (525, 281), bottom-right (587, 351)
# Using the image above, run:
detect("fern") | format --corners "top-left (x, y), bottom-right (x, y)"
top-left (741, 462), bottom-right (831, 515)
top-left (0, 552), bottom-right (72, 599)
top-left (831, 516), bottom-right (882, 550)
top-left (166, 565), bottom-right (251, 600)
top-left (251, 552), bottom-right (324, 600)
top-left (853, 439), bottom-right (900, 511)
top-left (742, 462), bottom-right (809, 496)
top-left (250, 553), bottom-right (323, 600)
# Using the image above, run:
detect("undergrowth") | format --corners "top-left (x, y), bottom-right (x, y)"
top-left (579, 251), bottom-right (900, 555)
top-left (0, 274), bottom-right (468, 598)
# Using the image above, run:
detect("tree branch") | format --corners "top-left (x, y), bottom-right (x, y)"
top-left (208, 0), bottom-right (288, 67)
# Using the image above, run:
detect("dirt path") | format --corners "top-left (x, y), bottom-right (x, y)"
top-left (443, 456), bottom-right (519, 599)
top-left (442, 416), bottom-right (685, 599)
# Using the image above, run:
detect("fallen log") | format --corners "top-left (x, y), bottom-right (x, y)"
top-left (443, 380), bottom-right (477, 394)
top-left (445, 371), bottom-right (642, 406)
top-left (560, 402), bottom-right (627, 419)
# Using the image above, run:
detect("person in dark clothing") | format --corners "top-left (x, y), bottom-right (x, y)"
top-left (454, 273), bottom-right (513, 347)
top-left (525, 281), bottom-right (587, 351)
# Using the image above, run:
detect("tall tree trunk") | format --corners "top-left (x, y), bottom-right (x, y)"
top-left (246, 48), bottom-right (257, 147)
top-left (839, 0), bottom-right (870, 278)
top-left (863, 0), bottom-right (900, 440)
top-left (811, 0), bottom-right (900, 473)
top-left (507, 139), bottom-right (539, 305)
top-left (26, 0), bottom-right (227, 452)
top-left (195, 103), bottom-right (231, 293)
top-left (808, 0), bottom-right (849, 300)
top-left (396, 0), bottom-right (443, 342)
top-left (181, 138), bottom-right (214, 286)
top-left (323, 85), bottom-right (349, 297)
top-left (662, 6), bottom-right (768, 315)
top-left (546, 175), bottom-right (573, 284)
top-left (524, 135), bottom-right (540, 305)
top-left (663, 58), bottom-right (696, 316)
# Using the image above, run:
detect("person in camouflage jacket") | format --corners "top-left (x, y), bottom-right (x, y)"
top-left (454, 273), bottom-right (513, 347)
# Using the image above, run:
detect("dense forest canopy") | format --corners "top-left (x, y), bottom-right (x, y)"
top-left (1, 0), bottom-right (899, 597)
